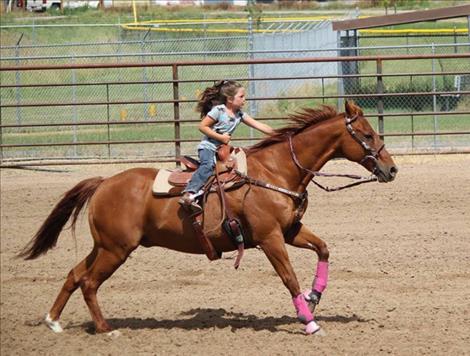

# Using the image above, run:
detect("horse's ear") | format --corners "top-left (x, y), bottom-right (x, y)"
top-left (345, 100), bottom-right (362, 117)
top-left (345, 100), bottom-right (356, 117)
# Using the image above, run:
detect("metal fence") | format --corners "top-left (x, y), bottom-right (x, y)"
top-left (1, 19), bottom-right (470, 166)
top-left (1, 53), bottom-right (469, 167)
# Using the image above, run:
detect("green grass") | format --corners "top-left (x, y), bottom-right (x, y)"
top-left (1, 2), bottom-right (469, 161)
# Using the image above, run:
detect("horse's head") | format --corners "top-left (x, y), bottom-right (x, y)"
top-left (340, 101), bottom-right (398, 182)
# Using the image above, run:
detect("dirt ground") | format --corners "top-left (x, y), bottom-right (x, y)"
top-left (1, 155), bottom-right (469, 356)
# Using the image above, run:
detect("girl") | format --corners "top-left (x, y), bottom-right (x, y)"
top-left (179, 80), bottom-right (274, 209)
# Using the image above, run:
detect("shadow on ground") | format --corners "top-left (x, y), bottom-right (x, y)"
top-left (67, 308), bottom-right (371, 334)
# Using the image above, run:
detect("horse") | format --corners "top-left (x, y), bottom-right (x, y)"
top-left (19, 100), bottom-right (397, 335)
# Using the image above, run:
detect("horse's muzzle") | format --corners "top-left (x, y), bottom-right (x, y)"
top-left (376, 164), bottom-right (398, 182)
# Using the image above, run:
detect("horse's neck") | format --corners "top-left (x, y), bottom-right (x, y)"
top-left (294, 119), bottom-right (343, 172)
top-left (248, 119), bottom-right (342, 191)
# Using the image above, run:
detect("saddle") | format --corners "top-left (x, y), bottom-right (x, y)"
top-left (152, 146), bottom-right (247, 196)
top-left (152, 145), bottom-right (248, 268)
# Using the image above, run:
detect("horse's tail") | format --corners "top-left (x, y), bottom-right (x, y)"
top-left (18, 177), bottom-right (104, 260)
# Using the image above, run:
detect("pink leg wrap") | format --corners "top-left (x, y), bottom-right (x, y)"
top-left (292, 294), bottom-right (313, 324)
top-left (312, 261), bottom-right (329, 293)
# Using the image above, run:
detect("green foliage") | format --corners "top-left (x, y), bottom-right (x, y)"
top-left (349, 79), bottom-right (461, 111)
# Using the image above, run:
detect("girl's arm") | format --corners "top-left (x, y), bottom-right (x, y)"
top-left (198, 115), bottom-right (231, 144)
top-left (243, 114), bottom-right (274, 135)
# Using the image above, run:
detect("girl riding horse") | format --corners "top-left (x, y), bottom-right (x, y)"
top-left (179, 80), bottom-right (273, 210)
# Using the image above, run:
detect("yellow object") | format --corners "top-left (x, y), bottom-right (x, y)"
top-left (120, 109), bottom-right (128, 121)
top-left (120, 16), bottom-right (468, 35)
top-left (148, 104), bottom-right (157, 117)
top-left (132, 0), bottom-right (137, 24)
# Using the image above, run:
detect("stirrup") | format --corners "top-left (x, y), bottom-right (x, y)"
top-left (178, 198), bottom-right (202, 213)
top-left (185, 201), bottom-right (202, 212)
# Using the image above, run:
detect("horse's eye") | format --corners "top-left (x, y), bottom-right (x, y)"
top-left (364, 134), bottom-right (373, 140)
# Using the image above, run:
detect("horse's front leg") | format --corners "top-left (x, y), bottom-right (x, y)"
top-left (259, 232), bottom-right (320, 334)
top-left (285, 223), bottom-right (329, 313)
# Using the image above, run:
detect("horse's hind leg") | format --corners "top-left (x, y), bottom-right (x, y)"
top-left (80, 247), bottom-right (130, 333)
top-left (45, 248), bottom-right (98, 333)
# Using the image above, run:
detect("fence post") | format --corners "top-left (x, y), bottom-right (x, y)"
top-left (336, 31), bottom-right (344, 110)
top-left (248, 14), bottom-right (256, 139)
top-left (106, 83), bottom-right (111, 159)
top-left (431, 43), bottom-right (438, 149)
top-left (410, 75), bottom-right (415, 150)
top-left (172, 64), bottom-right (181, 166)
top-left (15, 34), bottom-right (23, 126)
top-left (141, 29), bottom-right (150, 121)
top-left (71, 55), bottom-right (78, 158)
top-left (376, 59), bottom-right (384, 141)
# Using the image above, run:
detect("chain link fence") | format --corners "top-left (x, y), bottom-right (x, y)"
top-left (1, 21), bottom-right (469, 165)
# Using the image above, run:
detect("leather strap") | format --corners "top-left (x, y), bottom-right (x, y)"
top-left (215, 164), bottom-right (245, 269)
top-left (190, 212), bottom-right (221, 261)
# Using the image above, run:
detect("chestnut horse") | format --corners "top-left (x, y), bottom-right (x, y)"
top-left (20, 101), bottom-right (397, 335)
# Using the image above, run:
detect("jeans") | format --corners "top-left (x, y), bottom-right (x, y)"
top-left (183, 148), bottom-right (216, 193)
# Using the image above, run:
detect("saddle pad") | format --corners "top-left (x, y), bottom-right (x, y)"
top-left (153, 169), bottom-right (182, 196)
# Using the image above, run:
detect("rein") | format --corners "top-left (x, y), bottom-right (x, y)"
top-left (234, 170), bottom-right (307, 201)
top-left (234, 114), bottom-right (384, 200)
top-left (234, 169), bottom-right (308, 225)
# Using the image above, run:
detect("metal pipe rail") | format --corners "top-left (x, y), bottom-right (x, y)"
top-left (1, 53), bottom-right (469, 166)
top-left (1, 111), bottom-right (469, 130)
top-left (1, 43), bottom-right (468, 62)
top-left (1, 70), bottom-right (469, 89)
top-left (1, 53), bottom-right (470, 72)
top-left (2, 91), bottom-right (469, 109)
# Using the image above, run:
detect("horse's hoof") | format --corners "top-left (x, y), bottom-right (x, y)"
top-left (305, 320), bottom-right (321, 335)
top-left (107, 330), bottom-right (121, 338)
top-left (44, 313), bottom-right (63, 333)
top-left (96, 326), bottom-right (113, 334)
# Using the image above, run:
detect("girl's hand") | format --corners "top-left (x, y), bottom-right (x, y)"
top-left (220, 133), bottom-right (231, 144)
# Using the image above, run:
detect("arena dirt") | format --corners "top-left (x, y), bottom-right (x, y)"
top-left (1, 155), bottom-right (469, 355)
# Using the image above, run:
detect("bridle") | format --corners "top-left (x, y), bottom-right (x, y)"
top-left (234, 114), bottom-right (385, 207)
top-left (288, 114), bottom-right (384, 192)
top-left (345, 115), bottom-right (385, 177)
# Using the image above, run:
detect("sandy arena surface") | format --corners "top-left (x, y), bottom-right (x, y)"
top-left (1, 155), bottom-right (469, 355)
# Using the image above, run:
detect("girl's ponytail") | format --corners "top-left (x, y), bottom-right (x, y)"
top-left (196, 80), bottom-right (243, 118)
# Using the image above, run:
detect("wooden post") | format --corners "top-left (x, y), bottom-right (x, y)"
top-left (376, 59), bottom-right (384, 141)
top-left (172, 64), bottom-right (181, 166)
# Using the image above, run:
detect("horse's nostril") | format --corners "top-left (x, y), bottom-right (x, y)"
top-left (390, 166), bottom-right (398, 177)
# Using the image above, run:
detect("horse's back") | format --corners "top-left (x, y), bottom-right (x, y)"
top-left (110, 167), bottom-right (158, 182)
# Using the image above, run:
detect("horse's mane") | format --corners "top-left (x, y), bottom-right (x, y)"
top-left (249, 105), bottom-right (338, 153)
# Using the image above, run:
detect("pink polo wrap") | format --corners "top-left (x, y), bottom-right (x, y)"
top-left (292, 294), bottom-right (313, 324)
top-left (313, 261), bottom-right (329, 293)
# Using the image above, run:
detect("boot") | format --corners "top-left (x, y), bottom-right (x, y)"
top-left (179, 192), bottom-right (193, 206)
top-left (178, 192), bottom-right (202, 212)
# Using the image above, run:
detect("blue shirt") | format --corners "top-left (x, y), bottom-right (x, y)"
top-left (198, 104), bottom-right (246, 152)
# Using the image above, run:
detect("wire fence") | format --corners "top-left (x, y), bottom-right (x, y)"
top-left (1, 21), bottom-right (469, 166)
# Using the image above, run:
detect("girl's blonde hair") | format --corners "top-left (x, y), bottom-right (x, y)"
top-left (196, 80), bottom-right (243, 118)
